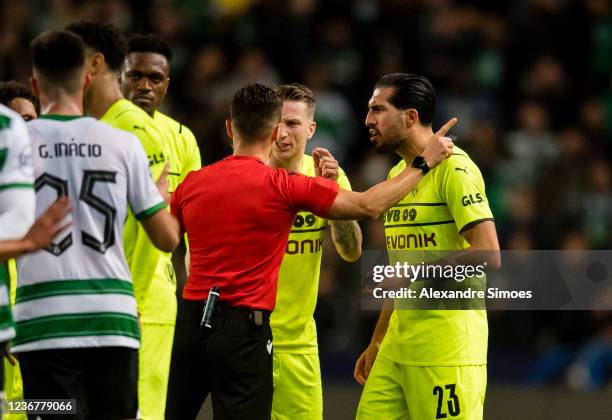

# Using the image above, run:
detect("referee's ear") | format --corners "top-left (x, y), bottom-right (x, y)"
top-left (226, 119), bottom-right (234, 140)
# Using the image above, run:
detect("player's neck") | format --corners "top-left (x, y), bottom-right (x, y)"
top-left (39, 92), bottom-right (83, 116)
top-left (86, 73), bottom-right (124, 119)
top-left (233, 140), bottom-right (271, 163)
top-left (399, 126), bottom-right (434, 164)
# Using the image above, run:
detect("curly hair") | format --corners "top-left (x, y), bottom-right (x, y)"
top-left (0, 81), bottom-right (36, 107)
top-left (127, 33), bottom-right (172, 62)
top-left (66, 21), bottom-right (127, 72)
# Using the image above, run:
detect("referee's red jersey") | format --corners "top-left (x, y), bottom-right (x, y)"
top-left (171, 155), bottom-right (339, 311)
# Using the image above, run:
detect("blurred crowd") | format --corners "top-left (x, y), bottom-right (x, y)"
top-left (1, 0), bottom-right (611, 389)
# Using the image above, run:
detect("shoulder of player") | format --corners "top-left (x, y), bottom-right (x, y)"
top-left (387, 158), bottom-right (407, 179)
top-left (155, 111), bottom-right (196, 142)
top-left (434, 146), bottom-right (481, 175)
top-left (0, 103), bottom-right (20, 123)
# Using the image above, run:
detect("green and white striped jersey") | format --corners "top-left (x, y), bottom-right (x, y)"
top-left (13, 114), bottom-right (166, 353)
top-left (0, 103), bottom-right (34, 343)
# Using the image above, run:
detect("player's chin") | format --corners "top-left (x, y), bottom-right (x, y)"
top-left (133, 98), bottom-right (154, 113)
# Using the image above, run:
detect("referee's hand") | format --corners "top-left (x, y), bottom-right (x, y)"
top-left (422, 117), bottom-right (457, 169)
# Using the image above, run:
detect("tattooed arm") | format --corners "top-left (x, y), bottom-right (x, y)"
top-left (330, 219), bottom-right (362, 262)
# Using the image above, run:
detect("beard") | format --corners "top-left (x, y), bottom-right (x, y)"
top-left (374, 129), bottom-right (404, 155)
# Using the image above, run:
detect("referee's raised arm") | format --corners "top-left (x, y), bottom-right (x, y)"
top-left (166, 84), bottom-right (453, 420)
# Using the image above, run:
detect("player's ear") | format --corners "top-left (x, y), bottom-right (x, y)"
top-left (225, 119), bottom-right (234, 140)
top-left (307, 121), bottom-right (316, 140)
top-left (88, 52), bottom-right (104, 75)
top-left (402, 109), bottom-right (418, 129)
top-left (30, 76), bottom-right (40, 97)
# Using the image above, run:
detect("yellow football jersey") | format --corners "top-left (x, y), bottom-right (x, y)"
top-left (101, 99), bottom-right (175, 324)
top-left (271, 155), bottom-right (351, 353)
top-left (380, 146), bottom-right (493, 366)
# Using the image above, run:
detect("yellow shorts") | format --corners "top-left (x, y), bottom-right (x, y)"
top-left (357, 354), bottom-right (486, 420)
top-left (3, 359), bottom-right (25, 420)
top-left (272, 352), bottom-right (322, 420)
top-left (138, 323), bottom-right (175, 420)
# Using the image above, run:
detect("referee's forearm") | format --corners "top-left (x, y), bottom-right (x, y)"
top-left (360, 167), bottom-right (424, 218)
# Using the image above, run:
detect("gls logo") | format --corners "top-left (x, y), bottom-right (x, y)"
top-left (462, 193), bottom-right (483, 207)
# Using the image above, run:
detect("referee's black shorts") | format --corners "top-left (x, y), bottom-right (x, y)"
top-left (166, 300), bottom-right (273, 420)
top-left (19, 347), bottom-right (138, 420)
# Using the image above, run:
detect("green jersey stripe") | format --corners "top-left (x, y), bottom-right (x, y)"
top-left (13, 312), bottom-right (139, 346)
top-left (38, 114), bottom-right (84, 121)
top-left (0, 148), bottom-right (7, 170)
top-left (135, 201), bottom-right (166, 220)
top-left (384, 220), bottom-right (455, 228)
top-left (16, 278), bottom-right (134, 304)
top-left (0, 115), bottom-right (10, 129)
top-left (0, 183), bottom-right (34, 191)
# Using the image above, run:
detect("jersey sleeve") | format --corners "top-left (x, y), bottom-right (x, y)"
top-left (126, 135), bottom-right (166, 220)
top-left (279, 170), bottom-right (339, 217)
top-left (170, 179), bottom-right (185, 232)
top-left (179, 126), bottom-right (201, 183)
top-left (337, 166), bottom-right (352, 191)
top-left (0, 115), bottom-right (33, 189)
top-left (438, 157), bottom-right (494, 233)
top-left (0, 115), bottom-right (35, 240)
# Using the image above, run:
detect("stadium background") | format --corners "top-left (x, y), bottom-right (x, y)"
top-left (1, 0), bottom-right (611, 418)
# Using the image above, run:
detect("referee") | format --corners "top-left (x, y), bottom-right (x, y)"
top-left (166, 83), bottom-right (456, 419)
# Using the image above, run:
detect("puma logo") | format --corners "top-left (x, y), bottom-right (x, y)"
top-left (455, 166), bottom-right (468, 174)
top-left (266, 340), bottom-right (273, 354)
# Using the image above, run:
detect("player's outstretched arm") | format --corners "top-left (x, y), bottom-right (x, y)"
top-left (327, 118), bottom-right (457, 221)
top-left (0, 197), bottom-right (72, 261)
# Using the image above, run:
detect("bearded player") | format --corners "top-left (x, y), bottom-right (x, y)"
top-left (354, 74), bottom-right (500, 420)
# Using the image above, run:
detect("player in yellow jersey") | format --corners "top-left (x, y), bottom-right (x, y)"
top-left (267, 84), bottom-right (362, 420)
top-left (65, 22), bottom-right (177, 420)
top-left (119, 34), bottom-right (201, 419)
top-left (354, 74), bottom-right (500, 420)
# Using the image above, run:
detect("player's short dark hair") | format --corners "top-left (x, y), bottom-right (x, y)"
top-left (0, 81), bottom-right (38, 109)
top-left (375, 73), bottom-right (436, 125)
top-left (230, 84), bottom-right (282, 142)
top-left (31, 30), bottom-right (85, 93)
top-left (276, 83), bottom-right (316, 116)
top-left (66, 21), bottom-right (127, 72)
top-left (127, 34), bottom-right (172, 62)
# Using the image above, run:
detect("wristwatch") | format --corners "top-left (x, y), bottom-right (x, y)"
top-left (411, 156), bottom-right (430, 175)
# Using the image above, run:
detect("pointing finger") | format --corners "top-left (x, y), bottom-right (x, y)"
top-left (435, 117), bottom-right (458, 137)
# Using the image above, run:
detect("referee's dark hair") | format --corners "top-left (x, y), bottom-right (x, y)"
top-left (230, 84), bottom-right (282, 142)
top-left (375, 73), bottom-right (436, 126)
top-left (127, 34), bottom-right (172, 62)
top-left (0, 81), bottom-right (39, 113)
top-left (31, 30), bottom-right (85, 94)
top-left (66, 21), bottom-right (127, 72)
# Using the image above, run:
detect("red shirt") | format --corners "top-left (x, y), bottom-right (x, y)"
top-left (171, 155), bottom-right (339, 310)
